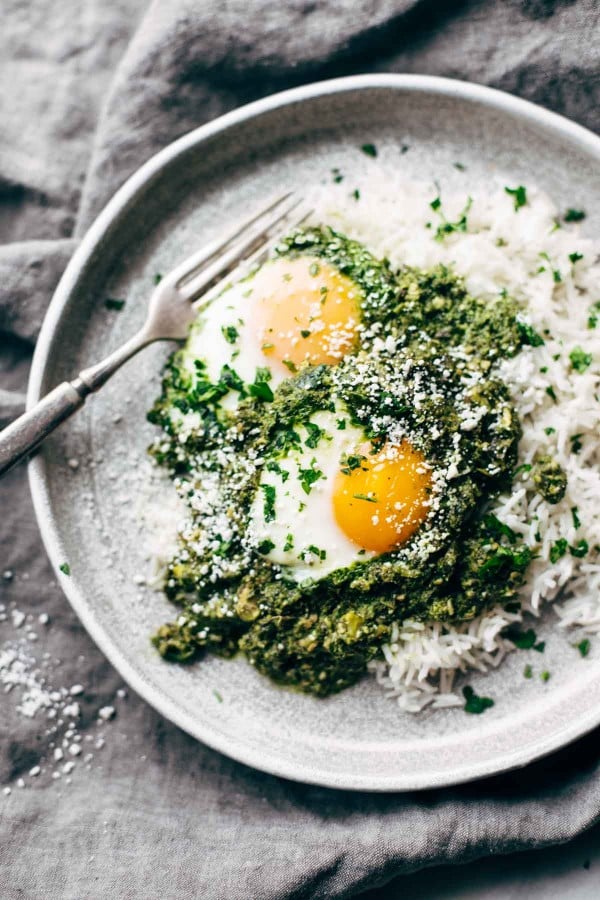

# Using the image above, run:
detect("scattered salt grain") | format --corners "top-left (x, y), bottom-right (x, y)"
top-left (98, 706), bottom-right (115, 721)
top-left (29, 766), bottom-right (40, 777)
top-left (69, 684), bottom-right (84, 696)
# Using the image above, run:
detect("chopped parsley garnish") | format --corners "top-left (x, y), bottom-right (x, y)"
top-left (570, 433), bottom-right (583, 454)
top-left (505, 185), bottom-right (527, 210)
top-left (352, 189), bottom-right (360, 201)
top-left (552, 269), bottom-right (562, 283)
top-left (256, 539), bottom-right (275, 555)
top-left (249, 367), bottom-right (274, 402)
top-left (545, 386), bottom-right (557, 402)
top-left (304, 422), bottom-right (325, 449)
top-left (340, 453), bottom-right (367, 475)
top-left (282, 360), bottom-right (298, 373)
top-left (401, 144), bottom-right (409, 154)
top-left (331, 167), bottom-right (343, 184)
top-left (430, 195), bottom-right (473, 241)
top-left (266, 461), bottom-right (289, 482)
top-left (300, 329), bottom-right (311, 339)
top-left (453, 162), bottom-right (466, 171)
top-left (577, 638), bottom-right (591, 658)
top-left (463, 686), bottom-right (494, 714)
top-left (569, 346), bottom-right (592, 373)
top-left (283, 534), bottom-right (294, 552)
top-left (564, 208), bottom-right (585, 222)
top-left (353, 493), bottom-right (377, 503)
top-left (104, 297), bottom-right (125, 311)
top-left (504, 626), bottom-right (537, 649)
top-left (540, 670), bottom-right (551, 683)
top-left (569, 251), bottom-right (584, 264)
top-left (361, 143), bottom-right (377, 158)
top-left (212, 689), bottom-right (223, 703)
top-left (534, 641), bottom-right (545, 653)
top-left (586, 301), bottom-right (600, 330)
top-left (570, 539), bottom-right (589, 558)
top-left (298, 461), bottom-right (324, 495)
top-left (517, 319), bottom-right (544, 347)
top-left (301, 545), bottom-right (327, 562)
top-left (483, 513), bottom-right (517, 544)
top-left (524, 664), bottom-right (533, 679)
top-left (221, 325), bottom-right (239, 344)
top-left (544, 427), bottom-right (556, 435)
top-left (59, 562), bottom-right (71, 576)
top-left (261, 484), bottom-right (276, 523)
top-left (550, 539), bottom-right (568, 563)
top-left (153, 273), bottom-right (163, 285)
top-left (572, 507), bottom-right (581, 529)
top-left (336, 418), bottom-right (346, 430)
top-left (308, 262), bottom-right (320, 277)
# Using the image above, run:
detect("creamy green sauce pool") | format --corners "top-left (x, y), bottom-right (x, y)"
top-left (147, 225), bottom-right (564, 696)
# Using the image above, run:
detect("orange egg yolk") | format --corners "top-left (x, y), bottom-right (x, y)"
top-left (332, 441), bottom-right (432, 553)
top-left (251, 256), bottom-right (361, 372)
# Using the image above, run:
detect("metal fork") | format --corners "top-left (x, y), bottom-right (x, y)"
top-left (0, 193), bottom-right (310, 478)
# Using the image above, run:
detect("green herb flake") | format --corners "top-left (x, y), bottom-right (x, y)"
top-left (570, 433), bottom-right (583, 454)
top-left (545, 386), bottom-right (557, 402)
top-left (283, 534), bottom-right (294, 552)
top-left (300, 329), bottom-right (311, 339)
top-left (505, 626), bottom-right (537, 649)
top-left (564, 208), bottom-right (586, 222)
top-left (352, 189), bottom-right (360, 201)
top-left (298, 461), bottom-right (324, 495)
top-left (153, 273), bottom-right (163, 285)
top-left (569, 346), bottom-right (593, 373)
top-left (462, 685), bottom-right (494, 714)
top-left (453, 162), bottom-right (466, 171)
top-left (430, 197), bottom-right (442, 211)
top-left (308, 262), bottom-right (320, 277)
top-left (59, 562), bottom-right (71, 576)
top-left (524, 664), bottom-right (533, 679)
top-left (249, 368), bottom-right (274, 402)
top-left (353, 493), bottom-right (377, 503)
top-left (505, 185), bottom-right (527, 210)
top-left (336, 418), bottom-right (346, 430)
top-left (569, 251), bottom-right (584, 264)
top-left (517, 319), bottom-right (545, 347)
top-left (282, 360), bottom-right (298, 373)
top-left (104, 297), bottom-right (126, 311)
top-left (572, 507), bottom-right (581, 529)
top-left (331, 168), bottom-right (343, 184)
top-left (553, 269), bottom-right (562, 284)
top-left (304, 421), bottom-right (325, 449)
top-left (212, 689), bottom-right (223, 703)
top-left (577, 638), bottom-right (591, 658)
top-left (261, 484), bottom-right (276, 523)
top-left (361, 143), bottom-right (377, 158)
top-left (483, 513), bottom-right (517, 544)
top-left (257, 538), bottom-right (275, 555)
top-left (540, 670), bottom-right (551, 683)
top-left (544, 427), bottom-right (556, 436)
top-left (550, 539), bottom-right (568, 563)
top-left (570, 539), bottom-right (589, 558)
top-left (533, 641), bottom-right (545, 653)
top-left (221, 325), bottom-right (239, 344)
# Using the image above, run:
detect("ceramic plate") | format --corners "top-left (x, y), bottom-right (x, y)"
top-left (28, 75), bottom-right (600, 791)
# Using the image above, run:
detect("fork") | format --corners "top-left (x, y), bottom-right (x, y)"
top-left (0, 193), bottom-right (310, 478)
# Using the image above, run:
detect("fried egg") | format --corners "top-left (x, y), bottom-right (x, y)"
top-left (181, 255), bottom-right (362, 406)
top-left (247, 409), bottom-right (433, 581)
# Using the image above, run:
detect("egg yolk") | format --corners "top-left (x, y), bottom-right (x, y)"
top-left (332, 441), bottom-right (432, 553)
top-left (251, 256), bottom-right (361, 372)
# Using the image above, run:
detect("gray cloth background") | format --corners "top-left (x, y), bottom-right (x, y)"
top-left (1, 1), bottom-right (600, 897)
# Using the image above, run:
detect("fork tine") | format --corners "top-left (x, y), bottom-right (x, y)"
top-left (165, 192), bottom-right (298, 291)
top-left (178, 200), bottom-right (314, 305)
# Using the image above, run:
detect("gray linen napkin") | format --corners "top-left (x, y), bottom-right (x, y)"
top-left (1, 1), bottom-right (600, 897)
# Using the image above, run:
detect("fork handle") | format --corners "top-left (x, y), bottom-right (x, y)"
top-left (0, 380), bottom-right (90, 477)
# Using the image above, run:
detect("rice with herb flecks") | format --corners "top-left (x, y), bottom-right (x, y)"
top-left (308, 173), bottom-right (600, 711)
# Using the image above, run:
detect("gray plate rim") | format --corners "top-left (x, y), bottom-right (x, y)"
top-left (27, 74), bottom-right (600, 791)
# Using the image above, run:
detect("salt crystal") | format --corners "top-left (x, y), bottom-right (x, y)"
top-left (62, 761), bottom-right (75, 775)
top-left (63, 702), bottom-right (80, 718)
top-left (70, 684), bottom-right (84, 696)
top-left (3, 786), bottom-right (11, 796)
top-left (67, 458), bottom-right (79, 470)
top-left (98, 706), bottom-right (115, 721)
top-left (53, 748), bottom-right (63, 762)
top-left (2, 571), bottom-right (13, 581)
top-left (17, 778), bottom-right (25, 788)
top-left (29, 765), bottom-right (40, 777)
top-left (38, 613), bottom-right (49, 625)
top-left (68, 744), bottom-right (81, 757)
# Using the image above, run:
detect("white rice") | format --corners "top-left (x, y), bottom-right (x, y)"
top-left (309, 171), bottom-right (600, 712)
